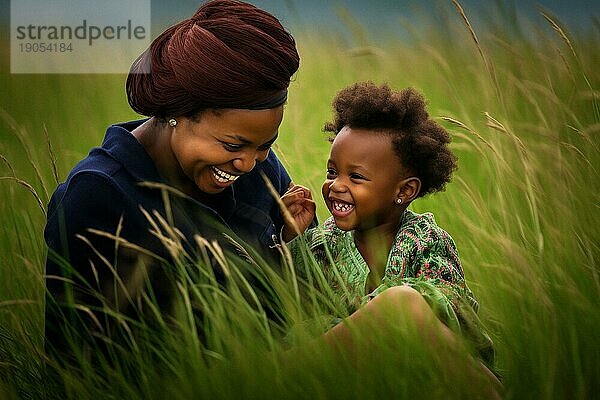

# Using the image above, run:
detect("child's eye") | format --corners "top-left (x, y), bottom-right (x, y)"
top-left (326, 168), bottom-right (337, 179)
top-left (350, 173), bottom-right (366, 181)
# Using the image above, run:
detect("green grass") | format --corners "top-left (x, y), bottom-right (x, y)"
top-left (0, 2), bottom-right (598, 399)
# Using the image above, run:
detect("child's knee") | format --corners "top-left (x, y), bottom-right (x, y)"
top-left (370, 285), bottom-right (432, 322)
top-left (378, 285), bottom-right (423, 306)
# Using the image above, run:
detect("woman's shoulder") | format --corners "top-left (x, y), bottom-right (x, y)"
top-left (51, 153), bottom-right (132, 212)
top-left (46, 133), bottom-right (150, 227)
top-left (51, 122), bottom-right (158, 206)
top-left (46, 170), bottom-right (132, 233)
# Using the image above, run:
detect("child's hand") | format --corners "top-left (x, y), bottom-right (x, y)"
top-left (280, 184), bottom-right (316, 242)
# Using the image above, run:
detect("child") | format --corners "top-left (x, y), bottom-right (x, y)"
top-left (281, 82), bottom-right (495, 372)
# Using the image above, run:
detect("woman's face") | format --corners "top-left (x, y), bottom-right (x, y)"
top-left (170, 106), bottom-right (283, 194)
top-left (322, 126), bottom-right (407, 232)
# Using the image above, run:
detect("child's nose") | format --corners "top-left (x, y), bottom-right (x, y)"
top-left (329, 178), bottom-right (347, 193)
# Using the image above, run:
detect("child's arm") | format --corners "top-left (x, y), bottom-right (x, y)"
top-left (280, 184), bottom-right (316, 242)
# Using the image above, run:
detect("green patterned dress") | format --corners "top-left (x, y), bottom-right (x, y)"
top-left (289, 209), bottom-right (494, 367)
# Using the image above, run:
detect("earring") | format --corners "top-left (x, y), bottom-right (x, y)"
top-left (168, 118), bottom-right (177, 127)
top-left (395, 198), bottom-right (403, 204)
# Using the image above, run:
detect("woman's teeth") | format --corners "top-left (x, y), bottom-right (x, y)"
top-left (212, 167), bottom-right (239, 183)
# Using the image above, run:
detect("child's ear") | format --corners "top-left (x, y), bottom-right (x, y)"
top-left (396, 177), bottom-right (421, 204)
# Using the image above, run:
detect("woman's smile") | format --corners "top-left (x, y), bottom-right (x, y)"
top-left (168, 107), bottom-right (283, 195)
top-left (211, 166), bottom-right (240, 184)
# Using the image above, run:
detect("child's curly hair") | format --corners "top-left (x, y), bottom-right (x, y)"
top-left (323, 81), bottom-right (457, 198)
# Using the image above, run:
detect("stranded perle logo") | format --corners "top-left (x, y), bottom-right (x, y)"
top-left (14, 19), bottom-right (147, 46)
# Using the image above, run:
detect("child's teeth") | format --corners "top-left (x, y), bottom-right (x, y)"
top-left (334, 201), bottom-right (353, 212)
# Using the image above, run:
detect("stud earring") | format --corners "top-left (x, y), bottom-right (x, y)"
top-left (395, 198), bottom-right (403, 204)
top-left (168, 118), bottom-right (177, 127)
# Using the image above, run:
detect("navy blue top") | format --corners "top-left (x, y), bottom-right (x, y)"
top-left (44, 119), bottom-right (294, 355)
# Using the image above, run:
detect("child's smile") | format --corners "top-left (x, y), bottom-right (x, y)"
top-left (330, 198), bottom-right (355, 218)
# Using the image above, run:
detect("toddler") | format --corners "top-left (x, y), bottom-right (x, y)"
top-left (281, 81), bottom-right (494, 369)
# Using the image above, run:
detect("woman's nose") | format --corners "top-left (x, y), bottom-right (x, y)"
top-left (232, 156), bottom-right (256, 173)
top-left (232, 149), bottom-right (269, 173)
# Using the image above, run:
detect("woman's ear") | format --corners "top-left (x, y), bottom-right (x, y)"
top-left (396, 177), bottom-right (421, 204)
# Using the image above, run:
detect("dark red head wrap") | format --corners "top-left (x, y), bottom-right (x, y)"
top-left (126, 0), bottom-right (300, 118)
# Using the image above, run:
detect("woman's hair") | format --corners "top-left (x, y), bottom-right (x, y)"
top-left (323, 81), bottom-right (457, 198)
top-left (126, 0), bottom-right (299, 119)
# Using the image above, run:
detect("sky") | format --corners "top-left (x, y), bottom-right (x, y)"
top-left (150, 0), bottom-right (599, 38)
top-left (0, 0), bottom-right (597, 72)
top-left (1, 0), bottom-right (598, 40)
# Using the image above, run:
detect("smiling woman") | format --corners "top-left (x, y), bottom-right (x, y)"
top-left (43, 0), bottom-right (306, 366)
top-left (133, 107), bottom-right (283, 196)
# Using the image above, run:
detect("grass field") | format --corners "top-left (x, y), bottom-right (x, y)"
top-left (0, 2), bottom-right (598, 399)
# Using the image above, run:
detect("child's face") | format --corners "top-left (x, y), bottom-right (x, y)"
top-left (322, 126), bottom-right (408, 232)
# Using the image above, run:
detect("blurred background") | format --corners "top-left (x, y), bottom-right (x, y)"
top-left (0, 1), bottom-right (599, 399)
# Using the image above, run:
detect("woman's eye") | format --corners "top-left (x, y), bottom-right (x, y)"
top-left (223, 143), bottom-right (243, 151)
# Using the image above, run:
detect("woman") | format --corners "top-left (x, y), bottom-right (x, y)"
top-left (44, 0), bottom-right (305, 360)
